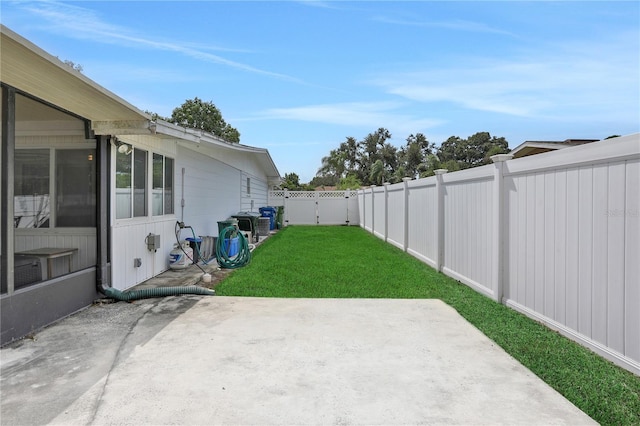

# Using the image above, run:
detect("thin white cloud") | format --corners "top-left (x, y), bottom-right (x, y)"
top-left (370, 31), bottom-right (639, 121)
top-left (294, 0), bottom-right (341, 10)
top-left (373, 16), bottom-right (515, 37)
top-left (246, 101), bottom-right (445, 135)
top-left (18, 0), bottom-right (302, 82)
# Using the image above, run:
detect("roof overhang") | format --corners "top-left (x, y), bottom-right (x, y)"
top-left (510, 142), bottom-right (567, 158)
top-left (1, 24), bottom-right (280, 180)
top-left (155, 120), bottom-right (280, 180)
top-left (1, 25), bottom-right (150, 127)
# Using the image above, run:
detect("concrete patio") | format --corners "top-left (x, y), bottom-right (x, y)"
top-left (1, 281), bottom-right (595, 425)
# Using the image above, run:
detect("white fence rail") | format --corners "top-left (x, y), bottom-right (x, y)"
top-left (268, 190), bottom-right (359, 226)
top-left (357, 134), bottom-right (640, 375)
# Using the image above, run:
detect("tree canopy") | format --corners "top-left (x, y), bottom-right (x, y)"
top-left (169, 97), bottom-right (240, 143)
top-left (280, 172), bottom-right (314, 191)
top-left (315, 130), bottom-right (510, 186)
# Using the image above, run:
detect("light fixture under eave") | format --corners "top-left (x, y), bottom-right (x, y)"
top-left (117, 143), bottom-right (133, 155)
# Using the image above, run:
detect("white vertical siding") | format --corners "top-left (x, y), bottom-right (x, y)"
top-left (386, 184), bottom-right (405, 249)
top-left (280, 191), bottom-right (358, 226)
top-left (406, 179), bottom-right (437, 267)
top-left (442, 169), bottom-right (494, 297)
top-left (363, 190), bottom-right (373, 232)
top-left (504, 138), bottom-right (639, 374)
top-left (111, 218), bottom-right (176, 290)
top-left (624, 160), bottom-right (640, 362)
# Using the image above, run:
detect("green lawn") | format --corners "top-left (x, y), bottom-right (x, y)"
top-left (216, 226), bottom-right (640, 425)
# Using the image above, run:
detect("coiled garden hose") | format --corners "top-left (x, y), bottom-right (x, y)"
top-left (104, 285), bottom-right (215, 302)
top-left (217, 226), bottom-right (251, 269)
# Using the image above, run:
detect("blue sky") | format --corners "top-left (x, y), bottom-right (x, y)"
top-left (2, 1), bottom-right (639, 182)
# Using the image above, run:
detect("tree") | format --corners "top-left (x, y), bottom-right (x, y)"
top-left (337, 174), bottom-right (361, 190)
top-left (317, 136), bottom-right (360, 181)
top-left (309, 175), bottom-right (339, 188)
top-left (315, 129), bottom-right (509, 188)
top-left (436, 132), bottom-right (509, 170)
top-left (398, 133), bottom-right (435, 179)
top-left (280, 172), bottom-right (303, 190)
top-left (170, 97), bottom-right (240, 143)
top-left (358, 128), bottom-right (392, 185)
top-left (370, 159), bottom-right (385, 186)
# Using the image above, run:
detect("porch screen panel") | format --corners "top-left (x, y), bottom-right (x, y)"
top-left (14, 149), bottom-right (50, 228)
top-left (56, 149), bottom-right (96, 227)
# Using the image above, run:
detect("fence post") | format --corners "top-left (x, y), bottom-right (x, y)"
top-left (402, 178), bottom-right (411, 252)
top-left (491, 154), bottom-right (513, 303)
top-left (345, 189), bottom-right (350, 226)
top-left (435, 169), bottom-right (448, 272)
top-left (370, 186), bottom-right (375, 235)
top-left (360, 189), bottom-right (365, 229)
top-left (283, 189), bottom-right (289, 227)
top-left (383, 182), bottom-right (390, 242)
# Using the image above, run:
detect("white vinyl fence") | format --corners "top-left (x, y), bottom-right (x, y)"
top-left (268, 190), bottom-right (359, 226)
top-left (358, 134), bottom-right (640, 375)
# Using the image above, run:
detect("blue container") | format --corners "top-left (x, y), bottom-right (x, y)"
top-left (185, 237), bottom-right (202, 264)
top-left (223, 236), bottom-right (239, 257)
top-left (259, 206), bottom-right (277, 230)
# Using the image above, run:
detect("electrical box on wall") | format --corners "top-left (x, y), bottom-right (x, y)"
top-left (146, 233), bottom-right (160, 252)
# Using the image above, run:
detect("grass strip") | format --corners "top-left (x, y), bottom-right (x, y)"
top-left (216, 226), bottom-right (640, 425)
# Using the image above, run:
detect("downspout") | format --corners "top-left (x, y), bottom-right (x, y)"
top-left (96, 135), bottom-right (110, 294)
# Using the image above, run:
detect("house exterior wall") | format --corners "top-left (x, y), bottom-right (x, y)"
top-left (241, 171), bottom-right (267, 212)
top-left (110, 138), bottom-right (274, 290)
top-left (1, 28), bottom-right (281, 342)
top-left (176, 144), bottom-right (242, 237)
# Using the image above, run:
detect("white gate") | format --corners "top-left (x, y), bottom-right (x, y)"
top-left (268, 190), bottom-right (359, 226)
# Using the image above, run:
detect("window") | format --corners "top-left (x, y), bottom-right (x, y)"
top-left (56, 149), bottom-right (96, 227)
top-left (14, 150), bottom-right (50, 228)
top-left (116, 144), bottom-right (147, 219)
top-left (14, 149), bottom-right (96, 228)
top-left (153, 153), bottom-right (174, 216)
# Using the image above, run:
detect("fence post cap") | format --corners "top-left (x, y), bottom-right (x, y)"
top-left (491, 154), bottom-right (513, 163)
top-left (402, 177), bottom-right (412, 182)
top-left (434, 169), bottom-right (448, 175)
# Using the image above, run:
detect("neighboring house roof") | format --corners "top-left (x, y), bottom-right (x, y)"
top-left (510, 139), bottom-right (599, 158)
top-left (0, 24), bottom-right (280, 181)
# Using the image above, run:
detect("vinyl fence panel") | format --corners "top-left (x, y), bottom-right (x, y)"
top-left (386, 184), bottom-right (406, 250)
top-left (442, 167), bottom-right (495, 298)
top-left (268, 190), bottom-right (359, 226)
top-left (357, 134), bottom-right (639, 375)
top-left (406, 178), bottom-right (438, 268)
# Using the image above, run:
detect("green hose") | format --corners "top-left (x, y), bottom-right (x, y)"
top-left (104, 285), bottom-right (215, 302)
top-left (217, 226), bottom-right (251, 269)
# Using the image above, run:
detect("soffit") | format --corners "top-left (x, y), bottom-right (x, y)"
top-left (1, 25), bottom-right (148, 124)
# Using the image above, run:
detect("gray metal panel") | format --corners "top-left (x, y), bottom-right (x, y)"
top-left (1, 268), bottom-right (98, 345)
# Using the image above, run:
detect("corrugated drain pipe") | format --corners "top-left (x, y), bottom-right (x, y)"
top-left (103, 286), bottom-right (214, 301)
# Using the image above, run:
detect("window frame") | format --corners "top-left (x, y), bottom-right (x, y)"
top-left (152, 153), bottom-right (175, 216)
